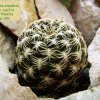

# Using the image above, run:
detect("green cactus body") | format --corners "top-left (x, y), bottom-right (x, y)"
top-left (60, 0), bottom-right (72, 7)
top-left (16, 19), bottom-right (87, 96)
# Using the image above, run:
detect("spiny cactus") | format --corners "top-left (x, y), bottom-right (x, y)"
top-left (16, 19), bottom-right (87, 96)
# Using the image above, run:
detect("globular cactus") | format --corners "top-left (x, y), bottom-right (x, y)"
top-left (16, 19), bottom-right (87, 96)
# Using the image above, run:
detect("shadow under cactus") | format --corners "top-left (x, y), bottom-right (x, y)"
top-left (16, 63), bottom-right (90, 99)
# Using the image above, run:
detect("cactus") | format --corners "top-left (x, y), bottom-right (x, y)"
top-left (16, 19), bottom-right (87, 96)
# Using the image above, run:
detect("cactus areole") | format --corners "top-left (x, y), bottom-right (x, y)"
top-left (16, 19), bottom-right (87, 95)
